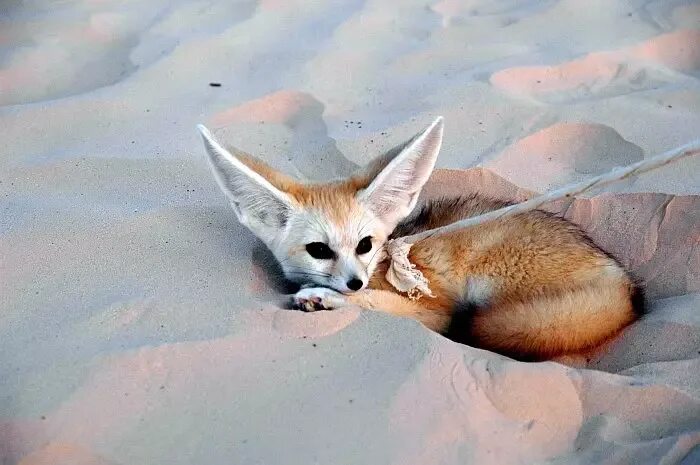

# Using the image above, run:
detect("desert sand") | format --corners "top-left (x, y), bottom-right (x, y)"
top-left (1, 1), bottom-right (699, 464)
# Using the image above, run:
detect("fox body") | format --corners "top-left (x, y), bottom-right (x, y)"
top-left (198, 118), bottom-right (641, 360)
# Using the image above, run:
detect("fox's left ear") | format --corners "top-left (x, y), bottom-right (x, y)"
top-left (357, 116), bottom-right (444, 229)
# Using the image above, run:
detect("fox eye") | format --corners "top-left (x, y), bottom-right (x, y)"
top-left (356, 236), bottom-right (373, 255)
top-left (306, 242), bottom-right (335, 260)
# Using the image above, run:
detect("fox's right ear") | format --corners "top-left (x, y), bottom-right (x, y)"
top-left (197, 125), bottom-right (296, 242)
top-left (357, 117), bottom-right (443, 230)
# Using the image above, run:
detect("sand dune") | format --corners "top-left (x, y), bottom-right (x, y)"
top-left (491, 30), bottom-right (700, 104)
top-left (1, 0), bottom-right (699, 464)
top-left (485, 122), bottom-right (644, 192)
top-left (211, 90), bottom-right (322, 126)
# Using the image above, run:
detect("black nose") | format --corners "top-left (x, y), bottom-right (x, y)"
top-left (346, 278), bottom-right (363, 291)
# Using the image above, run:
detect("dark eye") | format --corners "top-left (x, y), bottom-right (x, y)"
top-left (306, 242), bottom-right (335, 260)
top-left (356, 236), bottom-right (373, 255)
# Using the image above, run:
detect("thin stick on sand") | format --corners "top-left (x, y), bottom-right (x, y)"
top-left (385, 139), bottom-right (700, 300)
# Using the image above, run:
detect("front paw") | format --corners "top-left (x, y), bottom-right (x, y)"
top-left (292, 287), bottom-right (346, 312)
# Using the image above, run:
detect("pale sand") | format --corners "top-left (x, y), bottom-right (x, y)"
top-left (1, 1), bottom-right (699, 464)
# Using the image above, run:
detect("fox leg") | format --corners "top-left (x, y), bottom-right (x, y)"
top-left (293, 287), bottom-right (451, 333)
top-left (292, 287), bottom-right (348, 312)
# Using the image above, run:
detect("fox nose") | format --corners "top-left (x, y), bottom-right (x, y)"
top-left (346, 278), bottom-right (364, 291)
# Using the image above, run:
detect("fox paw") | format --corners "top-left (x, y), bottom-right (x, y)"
top-left (292, 287), bottom-right (346, 312)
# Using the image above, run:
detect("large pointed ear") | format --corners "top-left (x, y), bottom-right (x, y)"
top-left (197, 124), bottom-right (296, 242)
top-left (356, 117), bottom-right (444, 228)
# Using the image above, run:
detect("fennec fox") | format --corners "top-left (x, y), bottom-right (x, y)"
top-left (197, 117), bottom-right (642, 360)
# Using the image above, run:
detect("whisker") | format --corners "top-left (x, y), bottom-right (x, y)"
top-left (285, 269), bottom-right (334, 278)
top-left (357, 217), bottom-right (374, 238)
top-left (286, 271), bottom-right (332, 278)
top-left (367, 241), bottom-right (385, 268)
top-left (284, 265), bottom-right (332, 273)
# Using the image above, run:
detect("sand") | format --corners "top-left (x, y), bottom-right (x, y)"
top-left (1, 0), bottom-right (699, 464)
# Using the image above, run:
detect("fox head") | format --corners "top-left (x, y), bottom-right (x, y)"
top-left (197, 117), bottom-right (443, 294)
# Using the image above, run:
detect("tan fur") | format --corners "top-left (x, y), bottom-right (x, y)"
top-left (234, 148), bottom-right (374, 223)
top-left (369, 205), bottom-right (638, 359)
top-left (220, 144), bottom-right (639, 361)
